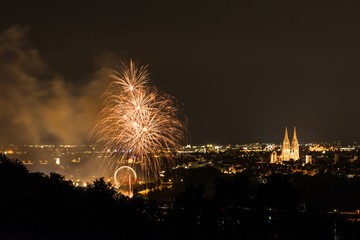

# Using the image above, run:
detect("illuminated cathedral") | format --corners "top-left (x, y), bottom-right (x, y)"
top-left (271, 127), bottom-right (299, 164)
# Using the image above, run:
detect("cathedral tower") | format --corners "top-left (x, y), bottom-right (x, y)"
top-left (290, 127), bottom-right (300, 160)
top-left (281, 127), bottom-right (291, 161)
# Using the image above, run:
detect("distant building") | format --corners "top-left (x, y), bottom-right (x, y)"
top-left (305, 155), bottom-right (312, 164)
top-left (270, 151), bottom-right (278, 164)
top-left (271, 127), bottom-right (300, 164)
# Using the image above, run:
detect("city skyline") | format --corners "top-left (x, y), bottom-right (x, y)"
top-left (0, 1), bottom-right (359, 145)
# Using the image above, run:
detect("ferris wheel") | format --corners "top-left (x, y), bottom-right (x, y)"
top-left (114, 166), bottom-right (137, 197)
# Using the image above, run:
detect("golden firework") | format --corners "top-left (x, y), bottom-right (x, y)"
top-left (92, 60), bottom-right (186, 184)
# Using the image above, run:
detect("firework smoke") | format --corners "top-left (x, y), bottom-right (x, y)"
top-left (0, 26), bottom-right (108, 145)
top-left (91, 60), bottom-right (186, 183)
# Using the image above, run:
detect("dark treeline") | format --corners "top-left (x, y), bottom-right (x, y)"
top-left (2, 155), bottom-right (360, 239)
top-left (153, 167), bottom-right (360, 239)
top-left (0, 154), bottom-right (152, 240)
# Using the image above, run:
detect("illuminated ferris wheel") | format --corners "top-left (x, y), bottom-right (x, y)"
top-left (114, 166), bottom-right (137, 198)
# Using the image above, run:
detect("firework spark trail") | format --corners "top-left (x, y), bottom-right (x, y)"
top-left (91, 60), bottom-right (186, 183)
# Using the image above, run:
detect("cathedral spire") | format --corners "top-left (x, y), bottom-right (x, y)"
top-left (284, 127), bottom-right (289, 141)
top-left (293, 127), bottom-right (297, 140)
top-left (291, 126), bottom-right (300, 161)
top-left (281, 127), bottom-right (291, 161)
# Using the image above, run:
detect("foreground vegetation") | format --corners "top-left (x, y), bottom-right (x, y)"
top-left (1, 154), bottom-right (360, 239)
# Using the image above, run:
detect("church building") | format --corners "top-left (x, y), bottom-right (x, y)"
top-left (271, 127), bottom-right (299, 164)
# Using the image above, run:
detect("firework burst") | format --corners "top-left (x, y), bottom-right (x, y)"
top-left (91, 60), bottom-right (186, 183)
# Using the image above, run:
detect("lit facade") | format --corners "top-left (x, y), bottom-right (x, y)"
top-left (270, 151), bottom-right (278, 164)
top-left (305, 155), bottom-right (312, 164)
top-left (281, 127), bottom-right (299, 161)
top-left (271, 127), bottom-right (300, 164)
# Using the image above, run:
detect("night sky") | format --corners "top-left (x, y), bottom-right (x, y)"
top-left (0, 0), bottom-right (359, 145)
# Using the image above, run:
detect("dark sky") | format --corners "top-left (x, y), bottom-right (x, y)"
top-left (0, 0), bottom-right (359, 145)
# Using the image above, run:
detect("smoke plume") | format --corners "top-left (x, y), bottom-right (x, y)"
top-left (0, 26), bottom-right (110, 144)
